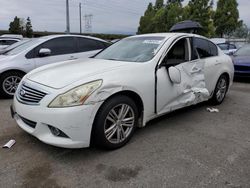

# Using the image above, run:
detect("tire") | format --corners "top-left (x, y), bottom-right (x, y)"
top-left (0, 71), bottom-right (24, 98)
top-left (210, 74), bottom-right (229, 105)
top-left (92, 95), bottom-right (138, 150)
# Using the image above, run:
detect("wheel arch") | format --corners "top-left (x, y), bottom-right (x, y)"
top-left (98, 90), bottom-right (144, 127)
top-left (0, 69), bottom-right (26, 77)
top-left (90, 89), bottom-right (145, 147)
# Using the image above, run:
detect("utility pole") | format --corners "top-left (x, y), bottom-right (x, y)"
top-left (66, 0), bottom-right (70, 34)
top-left (79, 3), bottom-right (82, 34)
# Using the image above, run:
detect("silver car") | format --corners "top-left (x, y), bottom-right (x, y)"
top-left (0, 35), bottom-right (110, 98)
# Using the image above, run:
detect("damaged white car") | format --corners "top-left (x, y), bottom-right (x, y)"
top-left (11, 33), bottom-right (234, 149)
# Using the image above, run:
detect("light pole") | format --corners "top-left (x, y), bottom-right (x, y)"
top-left (79, 3), bottom-right (82, 34)
top-left (66, 0), bottom-right (70, 34)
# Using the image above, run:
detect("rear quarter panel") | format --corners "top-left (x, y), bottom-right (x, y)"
top-left (204, 51), bottom-right (234, 96)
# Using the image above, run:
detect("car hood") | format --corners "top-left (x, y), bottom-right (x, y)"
top-left (27, 58), bottom-right (133, 89)
top-left (232, 56), bottom-right (250, 66)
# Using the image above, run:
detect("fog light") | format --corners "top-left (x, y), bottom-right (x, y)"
top-left (50, 127), bottom-right (61, 136)
top-left (48, 125), bottom-right (69, 138)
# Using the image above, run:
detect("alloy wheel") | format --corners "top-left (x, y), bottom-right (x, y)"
top-left (104, 104), bottom-right (135, 144)
top-left (216, 77), bottom-right (227, 103)
top-left (2, 76), bottom-right (21, 96)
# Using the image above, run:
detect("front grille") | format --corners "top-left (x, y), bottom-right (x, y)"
top-left (17, 83), bottom-right (47, 105)
top-left (19, 115), bottom-right (37, 129)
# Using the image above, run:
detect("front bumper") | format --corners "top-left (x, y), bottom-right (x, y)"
top-left (12, 97), bottom-right (102, 148)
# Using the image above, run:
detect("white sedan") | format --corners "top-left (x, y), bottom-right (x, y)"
top-left (11, 33), bottom-right (234, 149)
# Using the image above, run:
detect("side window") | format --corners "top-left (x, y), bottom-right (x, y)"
top-left (208, 41), bottom-right (218, 56)
top-left (163, 38), bottom-right (189, 66)
top-left (218, 43), bottom-right (228, 50)
top-left (6, 40), bottom-right (18, 45)
top-left (77, 37), bottom-right (106, 52)
top-left (193, 38), bottom-right (217, 59)
top-left (229, 44), bottom-right (236, 50)
top-left (37, 37), bottom-right (76, 56)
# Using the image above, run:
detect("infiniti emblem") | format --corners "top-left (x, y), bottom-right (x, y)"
top-left (20, 89), bottom-right (26, 97)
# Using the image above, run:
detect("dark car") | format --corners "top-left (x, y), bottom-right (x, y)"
top-left (231, 44), bottom-right (250, 78)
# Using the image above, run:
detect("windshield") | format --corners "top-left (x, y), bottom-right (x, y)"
top-left (5, 39), bottom-right (40, 55)
top-left (4, 39), bottom-right (30, 51)
top-left (235, 44), bottom-right (250, 56)
top-left (94, 36), bottom-right (165, 62)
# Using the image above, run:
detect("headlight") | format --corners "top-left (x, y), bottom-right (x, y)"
top-left (48, 80), bottom-right (102, 108)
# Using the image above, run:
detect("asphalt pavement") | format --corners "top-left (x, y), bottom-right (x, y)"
top-left (0, 81), bottom-right (250, 188)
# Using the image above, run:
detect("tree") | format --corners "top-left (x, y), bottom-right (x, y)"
top-left (230, 23), bottom-right (248, 38)
top-left (214, 0), bottom-right (241, 37)
top-left (25, 17), bottom-right (33, 38)
top-left (137, 3), bottom-right (156, 34)
top-left (185, 0), bottom-right (215, 37)
top-left (155, 0), bottom-right (164, 9)
top-left (9, 16), bottom-right (22, 34)
top-left (164, 1), bottom-right (184, 31)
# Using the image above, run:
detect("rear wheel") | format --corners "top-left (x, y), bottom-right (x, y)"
top-left (92, 95), bottom-right (138, 150)
top-left (0, 71), bottom-right (24, 98)
top-left (211, 74), bottom-right (229, 105)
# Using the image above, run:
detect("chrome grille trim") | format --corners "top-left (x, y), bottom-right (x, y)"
top-left (17, 82), bottom-right (48, 105)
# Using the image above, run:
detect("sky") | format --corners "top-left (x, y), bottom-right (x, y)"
top-left (0, 0), bottom-right (249, 34)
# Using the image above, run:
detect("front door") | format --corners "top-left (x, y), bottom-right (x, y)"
top-left (33, 37), bottom-right (78, 68)
top-left (156, 37), bottom-right (209, 115)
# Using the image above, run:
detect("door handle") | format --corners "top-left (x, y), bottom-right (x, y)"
top-left (190, 68), bottom-right (201, 74)
top-left (68, 56), bottom-right (78, 60)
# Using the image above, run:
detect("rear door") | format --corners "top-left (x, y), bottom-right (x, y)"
top-left (193, 37), bottom-right (221, 94)
top-left (75, 37), bottom-right (108, 59)
top-left (31, 37), bottom-right (77, 68)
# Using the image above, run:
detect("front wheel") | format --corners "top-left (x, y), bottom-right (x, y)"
top-left (211, 74), bottom-right (229, 105)
top-left (92, 95), bottom-right (138, 150)
top-left (0, 71), bottom-right (23, 98)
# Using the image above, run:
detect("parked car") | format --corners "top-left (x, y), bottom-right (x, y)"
top-left (0, 35), bottom-right (110, 98)
top-left (0, 39), bottom-right (30, 55)
top-left (217, 43), bottom-right (237, 55)
top-left (11, 33), bottom-right (234, 149)
top-left (231, 44), bottom-right (250, 78)
top-left (0, 37), bottom-right (21, 50)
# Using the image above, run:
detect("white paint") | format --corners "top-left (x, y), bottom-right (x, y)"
top-left (13, 33), bottom-right (234, 148)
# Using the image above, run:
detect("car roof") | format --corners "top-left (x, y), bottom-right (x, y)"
top-left (128, 32), bottom-right (208, 40)
top-left (39, 34), bottom-right (108, 43)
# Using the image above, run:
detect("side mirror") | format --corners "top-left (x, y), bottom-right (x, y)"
top-left (168, 66), bottom-right (181, 84)
top-left (39, 48), bottom-right (51, 57)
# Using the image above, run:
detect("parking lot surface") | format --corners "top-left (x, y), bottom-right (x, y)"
top-left (0, 81), bottom-right (250, 188)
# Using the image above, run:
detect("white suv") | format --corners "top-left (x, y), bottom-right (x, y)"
top-left (0, 35), bottom-right (110, 98)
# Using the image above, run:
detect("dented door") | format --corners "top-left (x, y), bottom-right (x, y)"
top-left (156, 38), bottom-right (209, 115)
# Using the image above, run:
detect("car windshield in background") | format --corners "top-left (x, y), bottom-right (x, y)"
top-left (4, 39), bottom-right (39, 56)
top-left (235, 45), bottom-right (250, 56)
top-left (94, 36), bottom-right (165, 62)
top-left (4, 39), bottom-right (30, 51)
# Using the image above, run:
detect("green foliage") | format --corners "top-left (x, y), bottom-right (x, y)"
top-left (9, 16), bottom-right (22, 34)
top-left (184, 0), bottom-right (214, 37)
top-left (155, 0), bottom-right (164, 9)
top-left (25, 17), bottom-right (33, 38)
top-left (137, 3), bottom-right (156, 34)
top-left (137, 0), bottom-right (244, 38)
top-left (230, 23), bottom-right (249, 38)
top-left (9, 16), bottom-right (33, 37)
top-left (214, 0), bottom-right (241, 37)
